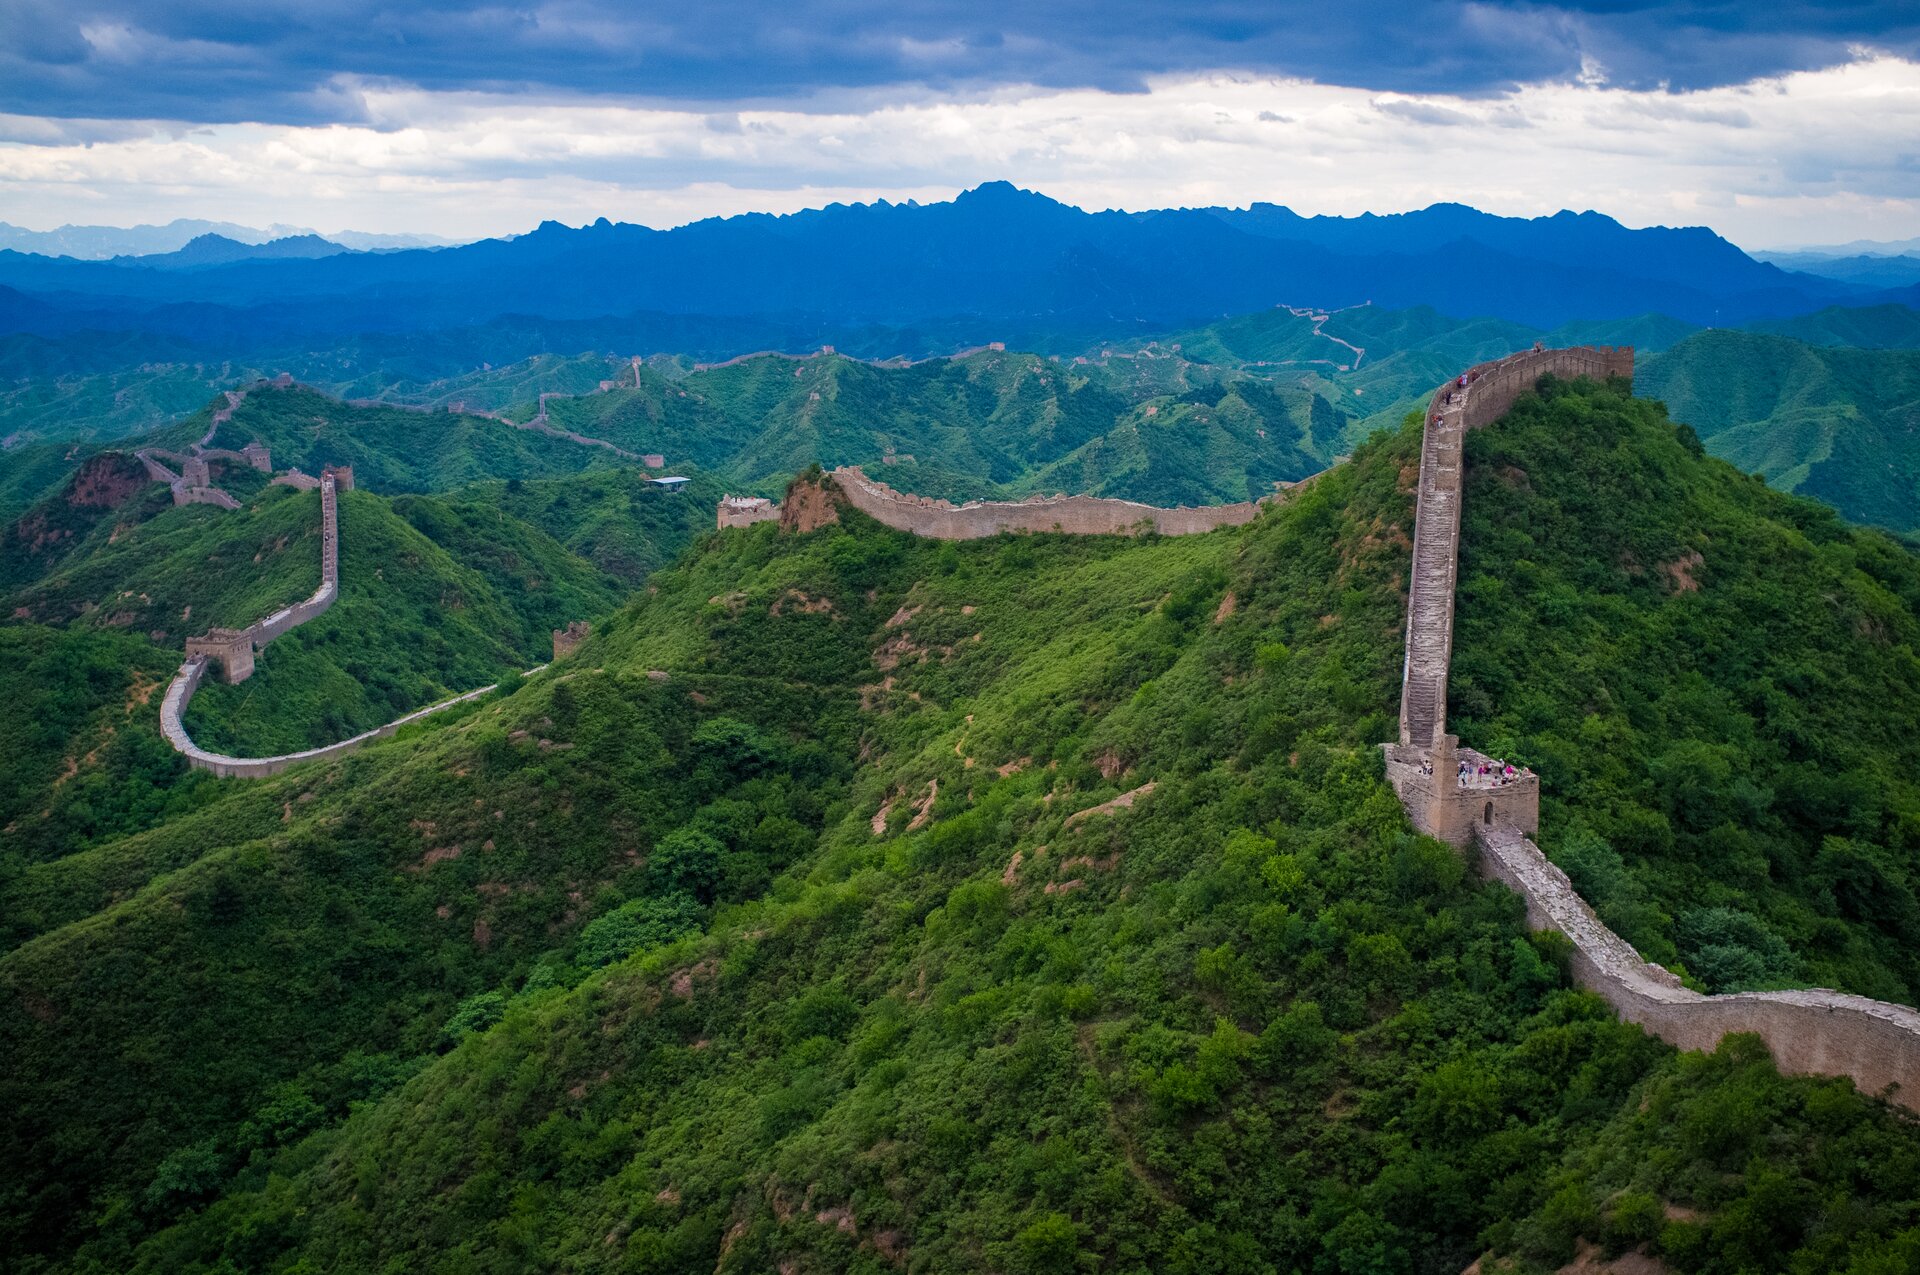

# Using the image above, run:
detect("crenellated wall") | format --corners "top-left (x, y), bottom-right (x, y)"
top-left (1385, 344), bottom-right (1920, 1111)
top-left (827, 465), bottom-right (1332, 540)
top-left (1476, 822), bottom-right (1920, 1103)
top-left (158, 473), bottom-right (525, 777)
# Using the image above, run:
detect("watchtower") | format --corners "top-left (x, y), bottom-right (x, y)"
top-left (553, 620), bottom-right (591, 661)
top-left (186, 627), bottom-right (256, 684)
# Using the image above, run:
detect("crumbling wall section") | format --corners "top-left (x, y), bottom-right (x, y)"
top-left (717, 495), bottom-right (780, 529)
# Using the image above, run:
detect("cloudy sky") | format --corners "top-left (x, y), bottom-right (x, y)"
top-left (3, 0), bottom-right (1919, 247)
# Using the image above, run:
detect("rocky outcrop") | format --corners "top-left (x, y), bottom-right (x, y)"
top-left (779, 473), bottom-right (842, 534)
top-left (66, 453), bottom-right (150, 509)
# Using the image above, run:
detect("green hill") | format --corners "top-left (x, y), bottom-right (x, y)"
top-left (1637, 330), bottom-right (1920, 533)
top-left (179, 487), bottom-right (625, 756)
top-left (1748, 303), bottom-right (1920, 349)
top-left (9, 380), bottom-right (1920, 1272)
top-left (0, 463), bottom-right (642, 829)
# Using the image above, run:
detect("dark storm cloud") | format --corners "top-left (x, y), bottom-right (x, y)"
top-left (3, 0), bottom-right (1917, 124)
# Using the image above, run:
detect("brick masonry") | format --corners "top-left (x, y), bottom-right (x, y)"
top-left (1384, 345), bottom-right (1920, 1110)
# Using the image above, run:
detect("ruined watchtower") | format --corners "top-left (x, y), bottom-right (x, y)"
top-left (186, 627), bottom-right (256, 684)
top-left (553, 620), bottom-right (591, 661)
top-left (716, 494), bottom-right (779, 529)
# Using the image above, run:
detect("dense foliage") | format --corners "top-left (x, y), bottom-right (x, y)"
top-left (8, 383), bottom-right (1920, 1274)
top-left (1638, 329), bottom-right (1920, 534)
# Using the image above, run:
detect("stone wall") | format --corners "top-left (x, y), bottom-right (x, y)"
top-left (1476, 822), bottom-right (1920, 1106)
top-left (828, 465), bottom-right (1329, 540)
top-left (1384, 343), bottom-right (1920, 1111)
top-left (716, 494), bottom-right (780, 529)
top-left (162, 475), bottom-right (339, 753)
top-left (160, 662), bottom-right (501, 779)
top-left (159, 473), bottom-right (528, 778)
top-left (1398, 345), bottom-right (1635, 749)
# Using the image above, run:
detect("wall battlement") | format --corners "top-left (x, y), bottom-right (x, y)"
top-left (1384, 344), bottom-right (1920, 1110)
top-left (827, 465), bottom-right (1332, 540)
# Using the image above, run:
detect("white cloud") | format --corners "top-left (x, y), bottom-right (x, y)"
top-left (2, 53), bottom-right (1918, 246)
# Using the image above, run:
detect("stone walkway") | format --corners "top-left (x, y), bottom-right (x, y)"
top-left (1384, 345), bottom-right (1920, 1111)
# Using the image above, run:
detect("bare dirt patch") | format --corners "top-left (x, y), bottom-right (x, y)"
top-left (1661, 550), bottom-right (1705, 593)
top-left (1213, 591), bottom-right (1237, 624)
top-left (907, 780), bottom-right (938, 831)
top-left (770, 589), bottom-right (834, 616)
top-left (669, 957), bottom-right (719, 1000)
top-left (1067, 781), bottom-right (1157, 826)
top-left (68, 453), bottom-right (148, 509)
top-left (779, 474), bottom-right (841, 532)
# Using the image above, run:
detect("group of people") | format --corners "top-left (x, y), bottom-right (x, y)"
top-left (1410, 756), bottom-right (1530, 787)
top-left (1458, 758), bottom-right (1526, 787)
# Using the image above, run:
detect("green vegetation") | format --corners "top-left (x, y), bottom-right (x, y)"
top-left (7, 380), bottom-right (1920, 1273)
top-left (1637, 330), bottom-right (1920, 534)
top-left (0, 624), bottom-right (217, 865)
top-left (180, 488), bottom-right (624, 755)
top-left (447, 470), bottom-right (726, 584)
top-left (1453, 375), bottom-right (1920, 1001)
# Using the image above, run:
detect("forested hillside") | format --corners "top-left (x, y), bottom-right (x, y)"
top-left (0, 454), bottom-right (682, 849)
top-left (1637, 331), bottom-right (1920, 533)
top-left (8, 379), bottom-right (1920, 1273)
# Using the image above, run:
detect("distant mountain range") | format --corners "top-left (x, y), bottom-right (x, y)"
top-left (1751, 249), bottom-right (1920, 290)
top-left (0, 184), bottom-right (1908, 360)
top-left (0, 219), bottom-right (460, 259)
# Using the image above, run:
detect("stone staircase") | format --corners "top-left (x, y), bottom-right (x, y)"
top-left (1399, 395), bottom-right (1465, 746)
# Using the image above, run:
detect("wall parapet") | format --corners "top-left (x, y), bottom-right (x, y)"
top-left (827, 465), bottom-right (1332, 540)
top-left (161, 663), bottom-right (505, 779)
top-left (1477, 821), bottom-right (1920, 1105)
top-left (1382, 343), bottom-right (1920, 1111)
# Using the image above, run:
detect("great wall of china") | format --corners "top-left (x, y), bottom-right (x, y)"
top-left (716, 464), bottom-right (1335, 538)
top-left (133, 353), bottom-right (1920, 1101)
top-left (710, 344), bottom-right (1920, 1108)
top-left (1379, 345), bottom-right (1920, 1110)
top-left (156, 470), bottom-right (534, 778)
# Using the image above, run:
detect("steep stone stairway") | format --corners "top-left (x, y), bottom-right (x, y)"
top-left (1399, 392), bottom-right (1464, 747)
top-left (1383, 344), bottom-right (1920, 1111)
